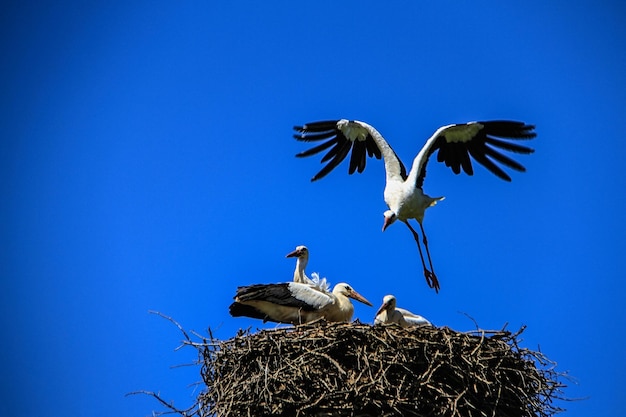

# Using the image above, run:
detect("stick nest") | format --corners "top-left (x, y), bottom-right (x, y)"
top-left (194, 321), bottom-right (565, 417)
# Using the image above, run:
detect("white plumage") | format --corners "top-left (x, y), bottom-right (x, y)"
top-left (309, 272), bottom-right (331, 293)
top-left (294, 119), bottom-right (535, 292)
top-left (374, 294), bottom-right (431, 328)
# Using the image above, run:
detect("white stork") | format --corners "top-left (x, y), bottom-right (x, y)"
top-left (293, 119), bottom-right (536, 292)
top-left (286, 245), bottom-right (331, 291)
top-left (229, 282), bottom-right (372, 324)
top-left (285, 245), bottom-right (310, 284)
top-left (374, 294), bottom-right (431, 328)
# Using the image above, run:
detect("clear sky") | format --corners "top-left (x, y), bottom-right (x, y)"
top-left (2, 1), bottom-right (625, 416)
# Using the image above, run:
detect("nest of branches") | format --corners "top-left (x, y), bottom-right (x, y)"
top-left (192, 321), bottom-right (565, 417)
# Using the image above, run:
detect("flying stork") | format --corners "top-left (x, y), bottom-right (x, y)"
top-left (374, 294), bottom-right (431, 328)
top-left (229, 282), bottom-right (372, 324)
top-left (293, 119), bottom-right (536, 292)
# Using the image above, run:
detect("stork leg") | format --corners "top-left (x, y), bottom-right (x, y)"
top-left (403, 221), bottom-right (440, 293)
top-left (418, 221), bottom-right (440, 291)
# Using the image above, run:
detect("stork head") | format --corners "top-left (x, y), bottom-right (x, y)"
top-left (382, 210), bottom-right (397, 232)
top-left (334, 283), bottom-right (373, 306)
top-left (375, 294), bottom-right (397, 317)
top-left (286, 245), bottom-right (309, 260)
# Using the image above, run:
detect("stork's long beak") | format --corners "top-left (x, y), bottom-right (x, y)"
top-left (285, 249), bottom-right (299, 258)
top-left (375, 301), bottom-right (390, 317)
top-left (349, 290), bottom-right (373, 306)
top-left (382, 216), bottom-right (393, 232)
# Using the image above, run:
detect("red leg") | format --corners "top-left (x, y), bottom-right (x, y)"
top-left (418, 221), bottom-right (440, 292)
top-left (403, 221), bottom-right (440, 293)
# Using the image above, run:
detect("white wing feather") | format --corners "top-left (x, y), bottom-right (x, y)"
top-left (309, 272), bottom-right (331, 293)
top-left (286, 282), bottom-right (333, 309)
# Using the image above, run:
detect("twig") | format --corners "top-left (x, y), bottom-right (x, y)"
top-left (126, 391), bottom-right (196, 416)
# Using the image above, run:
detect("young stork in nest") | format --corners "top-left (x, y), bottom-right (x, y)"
top-left (286, 245), bottom-right (330, 291)
top-left (285, 245), bottom-right (311, 284)
top-left (293, 119), bottom-right (536, 293)
top-left (374, 294), bottom-right (431, 328)
top-left (229, 282), bottom-right (372, 324)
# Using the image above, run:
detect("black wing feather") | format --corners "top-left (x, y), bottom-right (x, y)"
top-left (429, 120), bottom-right (535, 184)
top-left (293, 120), bottom-right (341, 133)
top-left (292, 130), bottom-right (337, 142)
top-left (229, 302), bottom-right (278, 322)
top-left (235, 284), bottom-right (316, 311)
top-left (480, 121), bottom-right (536, 139)
top-left (482, 144), bottom-right (526, 172)
top-left (458, 143), bottom-right (474, 175)
top-left (321, 139), bottom-right (350, 163)
top-left (294, 120), bottom-right (382, 181)
top-left (295, 138), bottom-right (337, 158)
top-left (484, 137), bottom-right (534, 154)
top-left (350, 139), bottom-right (367, 174)
top-left (365, 138), bottom-right (382, 159)
top-left (449, 143), bottom-right (468, 175)
top-left (314, 140), bottom-right (353, 180)
top-left (467, 144), bottom-right (512, 181)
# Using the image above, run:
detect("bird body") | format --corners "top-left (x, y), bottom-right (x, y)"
top-left (229, 282), bottom-right (372, 324)
top-left (396, 307), bottom-right (432, 327)
top-left (294, 119), bottom-right (535, 292)
top-left (374, 306), bottom-right (408, 327)
top-left (383, 179), bottom-right (444, 225)
top-left (374, 295), bottom-right (431, 328)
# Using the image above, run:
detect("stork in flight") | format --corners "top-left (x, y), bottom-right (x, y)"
top-left (229, 282), bottom-right (372, 324)
top-left (374, 294), bottom-right (431, 328)
top-left (293, 119), bottom-right (536, 292)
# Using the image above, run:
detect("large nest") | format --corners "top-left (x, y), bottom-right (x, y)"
top-left (193, 321), bottom-right (565, 417)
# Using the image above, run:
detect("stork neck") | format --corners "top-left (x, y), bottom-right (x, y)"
top-left (293, 257), bottom-right (308, 282)
top-left (340, 296), bottom-right (355, 319)
top-left (334, 292), bottom-right (354, 314)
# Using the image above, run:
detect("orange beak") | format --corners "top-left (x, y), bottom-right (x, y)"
top-left (382, 216), bottom-right (393, 232)
top-left (348, 290), bottom-right (373, 306)
top-left (375, 301), bottom-right (390, 317)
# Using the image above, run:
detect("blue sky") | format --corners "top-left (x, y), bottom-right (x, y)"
top-left (1, 1), bottom-right (625, 416)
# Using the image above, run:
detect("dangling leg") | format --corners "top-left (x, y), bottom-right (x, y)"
top-left (418, 221), bottom-right (439, 291)
top-left (403, 220), bottom-right (428, 271)
top-left (403, 221), bottom-right (440, 293)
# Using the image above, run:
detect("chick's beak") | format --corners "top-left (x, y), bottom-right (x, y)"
top-left (375, 301), bottom-right (389, 317)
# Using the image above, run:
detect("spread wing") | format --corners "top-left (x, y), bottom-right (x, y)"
top-left (293, 120), bottom-right (386, 181)
top-left (412, 120), bottom-right (536, 188)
